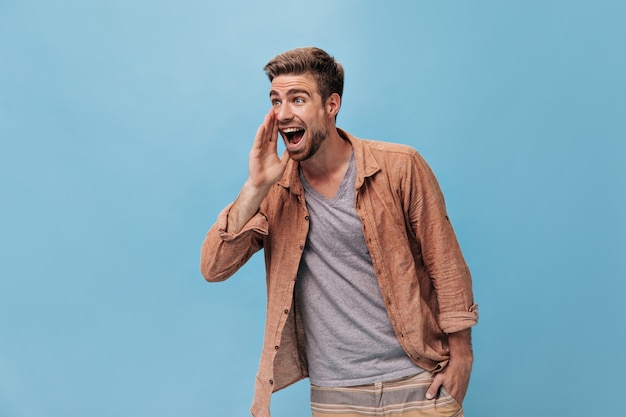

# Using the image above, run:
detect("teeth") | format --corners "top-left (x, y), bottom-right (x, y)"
top-left (282, 127), bottom-right (303, 133)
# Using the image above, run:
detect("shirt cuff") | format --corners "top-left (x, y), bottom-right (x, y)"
top-left (216, 203), bottom-right (269, 241)
top-left (439, 304), bottom-right (479, 334)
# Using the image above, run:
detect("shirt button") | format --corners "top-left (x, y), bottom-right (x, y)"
top-left (299, 245), bottom-right (304, 250)
top-left (269, 379), bottom-right (274, 385)
top-left (274, 345), bottom-right (279, 350)
top-left (304, 215), bottom-right (309, 221)
top-left (284, 309), bottom-right (289, 314)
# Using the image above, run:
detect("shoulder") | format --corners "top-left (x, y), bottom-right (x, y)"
top-left (340, 129), bottom-right (432, 179)
top-left (355, 137), bottom-right (429, 172)
top-left (358, 137), bottom-right (419, 157)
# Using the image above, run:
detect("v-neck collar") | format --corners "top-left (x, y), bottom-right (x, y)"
top-left (299, 151), bottom-right (355, 204)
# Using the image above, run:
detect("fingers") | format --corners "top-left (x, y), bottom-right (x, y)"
top-left (269, 110), bottom-right (278, 143)
top-left (263, 109), bottom-right (277, 142)
top-left (251, 110), bottom-right (277, 155)
top-left (253, 123), bottom-right (266, 149)
top-left (256, 110), bottom-right (278, 145)
top-left (262, 109), bottom-right (274, 141)
top-left (426, 373), bottom-right (443, 400)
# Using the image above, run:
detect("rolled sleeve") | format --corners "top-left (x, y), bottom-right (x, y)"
top-left (216, 203), bottom-right (270, 241)
top-left (439, 304), bottom-right (479, 334)
top-left (200, 203), bottom-right (269, 282)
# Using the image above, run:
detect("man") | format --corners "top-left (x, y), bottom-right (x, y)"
top-left (201, 47), bottom-right (478, 417)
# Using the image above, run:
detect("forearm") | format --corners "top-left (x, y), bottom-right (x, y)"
top-left (448, 327), bottom-right (473, 367)
top-left (226, 109), bottom-right (288, 234)
top-left (201, 108), bottom-right (286, 281)
top-left (227, 180), bottom-right (272, 234)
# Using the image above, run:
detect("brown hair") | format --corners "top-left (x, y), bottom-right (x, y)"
top-left (264, 47), bottom-right (344, 103)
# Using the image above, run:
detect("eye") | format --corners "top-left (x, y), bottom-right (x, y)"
top-left (271, 99), bottom-right (281, 107)
top-left (294, 97), bottom-right (305, 104)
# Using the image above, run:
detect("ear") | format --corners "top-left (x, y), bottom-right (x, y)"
top-left (325, 93), bottom-right (341, 118)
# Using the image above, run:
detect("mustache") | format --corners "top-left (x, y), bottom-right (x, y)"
top-left (278, 116), bottom-right (304, 129)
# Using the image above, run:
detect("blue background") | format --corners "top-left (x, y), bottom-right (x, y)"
top-left (1, 1), bottom-right (624, 416)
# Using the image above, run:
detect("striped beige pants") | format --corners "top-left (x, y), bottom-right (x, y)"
top-left (310, 372), bottom-right (463, 417)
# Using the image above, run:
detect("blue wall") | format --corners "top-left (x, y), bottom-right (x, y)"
top-left (1, 1), bottom-right (624, 416)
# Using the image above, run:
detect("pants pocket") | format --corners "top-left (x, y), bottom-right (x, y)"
top-left (437, 386), bottom-right (463, 417)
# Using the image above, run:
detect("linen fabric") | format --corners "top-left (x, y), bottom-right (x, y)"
top-left (200, 129), bottom-right (478, 417)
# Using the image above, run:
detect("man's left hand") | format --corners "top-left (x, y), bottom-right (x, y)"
top-left (425, 328), bottom-right (473, 404)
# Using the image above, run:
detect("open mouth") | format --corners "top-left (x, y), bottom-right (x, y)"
top-left (281, 127), bottom-right (305, 146)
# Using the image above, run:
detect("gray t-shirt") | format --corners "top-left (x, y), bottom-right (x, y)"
top-left (296, 153), bottom-right (422, 387)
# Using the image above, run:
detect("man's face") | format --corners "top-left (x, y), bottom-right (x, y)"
top-left (270, 73), bottom-right (329, 162)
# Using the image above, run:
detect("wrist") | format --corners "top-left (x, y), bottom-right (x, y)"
top-left (447, 328), bottom-right (473, 362)
top-left (244, 178), bottom-right (272, 195)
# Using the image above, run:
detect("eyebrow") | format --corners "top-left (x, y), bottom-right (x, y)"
top-left (269, 88), bottom-right (312, 98)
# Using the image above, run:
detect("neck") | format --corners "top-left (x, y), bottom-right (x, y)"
top-left (300, 128), bottom-right (352, 181)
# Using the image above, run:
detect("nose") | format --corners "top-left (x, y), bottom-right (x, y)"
top-left (275, 103), bottom-right (293, 123)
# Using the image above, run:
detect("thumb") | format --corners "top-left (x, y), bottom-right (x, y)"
top-left (279, 149), bottom-right (291, 167)
top-left (426, 374), bottom-right (443, 400)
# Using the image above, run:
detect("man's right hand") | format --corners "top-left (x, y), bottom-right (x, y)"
top-left (226, 109), bottom-right (290, 234)
top-left (247, 109), bottom-right (290, 189)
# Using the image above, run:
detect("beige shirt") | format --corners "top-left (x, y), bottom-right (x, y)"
top-left (200, 129), bottom-right (478, 417)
